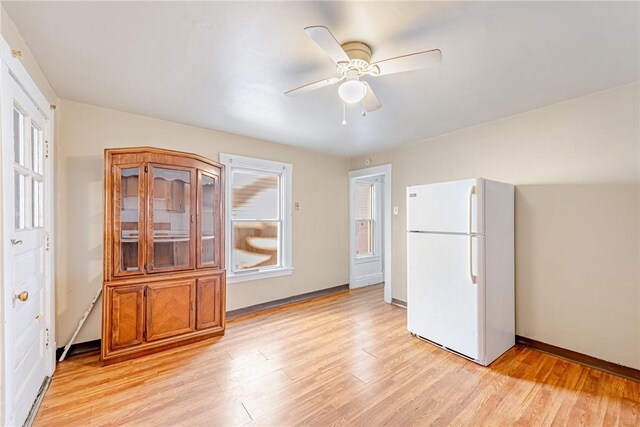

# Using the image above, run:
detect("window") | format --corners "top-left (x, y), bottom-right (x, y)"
top-left (355, 182), bottom-right (374, 256)
top-left (220, 153), bottom-right (293, 283)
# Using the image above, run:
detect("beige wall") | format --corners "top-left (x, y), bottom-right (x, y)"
top-left (57, 100), bottom-right (350, 345)
top-left (0, 7), bottom-right (57, 103)
top-left (350, 82), bottom-right (640, 369)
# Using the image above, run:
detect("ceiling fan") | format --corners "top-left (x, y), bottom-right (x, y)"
top-left (285, 26), bottom-right (442, 120)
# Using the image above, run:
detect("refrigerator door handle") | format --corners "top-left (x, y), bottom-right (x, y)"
top-left (468, 185), bottom-right (477, 284)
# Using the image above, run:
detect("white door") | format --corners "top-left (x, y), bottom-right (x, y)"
top-left (351, 176), bottom-right (383, 288)
top-left (407, 232), bottom-right (482, 360)
top-left (2, 66), bottom-right (51, 426)
top-left (407, 178), bottom-right (482, 234)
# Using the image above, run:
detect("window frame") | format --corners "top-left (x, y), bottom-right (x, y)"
top-left (220, 153), bottom-right (293, 283)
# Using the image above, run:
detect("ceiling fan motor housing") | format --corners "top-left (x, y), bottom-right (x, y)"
top-left (339, 41), bottom-right (377, 75)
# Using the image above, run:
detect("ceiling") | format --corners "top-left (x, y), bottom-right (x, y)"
top-left (4, 1), bottom-right (639, 157)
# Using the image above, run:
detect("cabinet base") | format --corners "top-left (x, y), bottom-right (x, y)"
top-left (101, 328), bottom-right (225, 366)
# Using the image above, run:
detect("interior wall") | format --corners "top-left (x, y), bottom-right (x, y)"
top-left (57, 100), bottom-right (349, 345)
top-left (349, 82), bottom-right (640, 370)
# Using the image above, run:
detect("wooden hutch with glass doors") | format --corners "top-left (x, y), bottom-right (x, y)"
top-left (102, 147), bottom-right (225, 365)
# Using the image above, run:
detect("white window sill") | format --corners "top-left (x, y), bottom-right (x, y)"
top-left (227, 267), bottom-right (294, 284)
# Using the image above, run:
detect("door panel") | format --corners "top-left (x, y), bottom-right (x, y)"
top-left (110, 285), bottom-right (145, 350)
top-left (407, 179), bottom-right (482, 233)
top-left (407, 233), bottom-right (481, 360)
top-left (2, 69), bottom-right (50, 426)
top-left (196, 276), bottom-right (223, 330)
top-left (197, 170), bottom-right (220, 268)
top-left (146, 280), bottom-right (195, 341)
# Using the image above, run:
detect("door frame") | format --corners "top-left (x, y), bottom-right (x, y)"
top-left (349, 164), bottom-right (392, 303)
top-left (0, 35), bottom-right (56, 426)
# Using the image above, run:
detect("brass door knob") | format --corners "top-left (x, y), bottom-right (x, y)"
top-left (15, 291), bottom-right (28, 302)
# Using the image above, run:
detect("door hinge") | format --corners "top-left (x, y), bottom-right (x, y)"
top-left (143, 330), bottom-right (147, 339)
top-left (45, 232), bottom-right (51, 251)
top-left (45, 140), bottom-right (50, 159)
top-left (45, 327), bottom-right (50, 349)
top-left (144, 164), bottom-right (148, 173)
top-left (144, 288), bottom-right (148, 297)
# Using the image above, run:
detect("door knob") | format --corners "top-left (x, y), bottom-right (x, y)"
top-left (15, 291), bottom-right (28, 302)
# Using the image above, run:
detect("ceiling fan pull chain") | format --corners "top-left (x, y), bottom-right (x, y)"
top-left (342, 102), bottom-right (347, 125)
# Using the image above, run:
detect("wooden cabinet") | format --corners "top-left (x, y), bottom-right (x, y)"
top-left (102, 147), bottom-right (226, 365)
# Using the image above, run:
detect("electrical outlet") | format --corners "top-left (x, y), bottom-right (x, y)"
top-left (393, 206), bottom-right (399, 215)
top-left (295, 202), bottom-right (301, 210)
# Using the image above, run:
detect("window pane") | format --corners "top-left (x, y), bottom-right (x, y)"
top-left (33, 179), bottom-right (44, 228)
top-left (355, 183), bottom-right (373, 220)
top-left (120, 167), bottom-right (140, 271)
top-left (232, 170), bottom-right (279, 220)
top-left (13, 108), bottom-right (26, 167)
top-left (201, 174), bottom-right (215, 264)
top-left (152, 167), bottom-right (191, 269)
top-left (356, 219), bottom-right (373, 255)
top-left (232, 221), bottom-right (279, 271)
top-left (15, 172), bottom-right (26, 229)
top-left (32, 124), bottom-right (43, 175)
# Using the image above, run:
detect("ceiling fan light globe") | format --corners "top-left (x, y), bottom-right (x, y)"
top-left (338, 80), bottom-right (367, 104)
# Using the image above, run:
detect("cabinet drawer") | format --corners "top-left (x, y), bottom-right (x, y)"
top-left (196, 275), bottom-right (225, 330)
top-left (146, 279), bottom-right (196, 341)
top-left (109, 285), bottom-right (145, 350)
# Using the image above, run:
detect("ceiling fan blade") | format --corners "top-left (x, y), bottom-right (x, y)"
top-left (304, 26), bottom-right (351, 64)
top-left (372, 49), bottom-right (442, 76)
top-left (362, 82), bottom-right (382, 112)
top-left (284, 76), bottom-right (343, 97)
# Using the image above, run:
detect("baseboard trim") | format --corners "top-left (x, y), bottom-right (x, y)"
top-left (391, 298), bottom-right (407, 308)
top-left (516, 335), bottom-right (639, 382)
top-left (226, 284), bottom-right (350, 319)
top-left (56, 338), bottom-right (101, 360)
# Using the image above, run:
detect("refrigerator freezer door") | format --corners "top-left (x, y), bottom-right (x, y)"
top-left (407, 232), bottom-right (481, 360)
top-left (407, 179), bottom-right (482, 234)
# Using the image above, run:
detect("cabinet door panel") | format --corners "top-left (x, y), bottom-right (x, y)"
top-left (146, 280), bottom-right (195, 341)
top-left (113, 164), bottom-right (146, 277)
top-left (196, 275), bottom-right (224, 330)
top-left (197, 170), bottom-right (222, 268)
top-left (110, 285), bottom-right (145, 350)
top-left (147, 165), bottom-right (196, 273)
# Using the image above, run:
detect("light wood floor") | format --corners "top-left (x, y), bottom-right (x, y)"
top-left (36, 284), bottom-right (639, 426)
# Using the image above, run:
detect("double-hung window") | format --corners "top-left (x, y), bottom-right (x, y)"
top-left (220, 153), bottom-right (293, 283)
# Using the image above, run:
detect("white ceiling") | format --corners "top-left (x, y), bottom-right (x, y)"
top-left (4, 1), bottom-right (639, 157)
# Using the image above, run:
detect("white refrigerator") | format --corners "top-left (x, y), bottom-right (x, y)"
top-left (407, 178), bottom-right (515, 366)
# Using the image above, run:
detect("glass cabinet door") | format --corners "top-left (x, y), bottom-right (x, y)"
top-left (113, 165), bottom-right (145, 276)
top-left (147, 165), bottom-right (196, 272)
top-left (197, 170), bottom-right (220, 268)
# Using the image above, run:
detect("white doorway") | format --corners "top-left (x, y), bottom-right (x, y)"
top-left (1, 40), bottom-right (55, 426)
top-left (349, 164), bottom-right (392, 303)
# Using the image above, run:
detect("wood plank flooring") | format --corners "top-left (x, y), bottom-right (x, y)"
top-left (35, 285), bottom-right (639, 426)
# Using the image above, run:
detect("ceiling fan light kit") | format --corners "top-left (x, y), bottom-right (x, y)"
top-left (285, 26), bottom-right (442, 123)
top-left (338, 71), bottom-right (367, 104)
